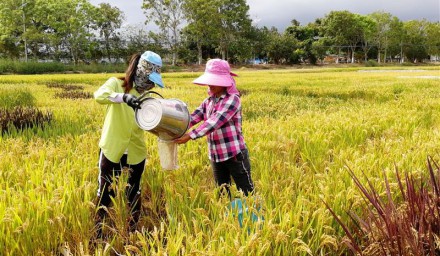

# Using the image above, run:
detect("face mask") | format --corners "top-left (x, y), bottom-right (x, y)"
top-left (135, 58), bottom-right (159, 93)
top-left (134, 76), bottom-right (154, 93)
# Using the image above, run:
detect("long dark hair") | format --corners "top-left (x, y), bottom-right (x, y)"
top-left (120, 53), bottom-right (141, 93)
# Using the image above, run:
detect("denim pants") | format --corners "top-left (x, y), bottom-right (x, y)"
top-left (210, 148), bottom-right (254, 197)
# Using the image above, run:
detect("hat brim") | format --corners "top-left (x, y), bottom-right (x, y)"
top-left (193, 72), bottom-right (237, 87)
top-left (149, 72), bottom-right (164, 88)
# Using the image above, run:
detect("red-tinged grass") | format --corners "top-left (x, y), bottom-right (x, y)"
top-left (54, 91), bottom-right (93, 99)
top-left (324, 156), bottom-right (440, 255)
top-left (0, 106), bottom-right (53, 134)
top-left (46, 83), bottom-right (84, 91)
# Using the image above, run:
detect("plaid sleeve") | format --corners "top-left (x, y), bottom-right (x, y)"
top-left (189, 101), bottom-right (205, 127)
top-left (189, 95), bottom-right (240, 139)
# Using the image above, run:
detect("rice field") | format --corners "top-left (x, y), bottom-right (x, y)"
top-left (0, 66), bottom-right (439, 255)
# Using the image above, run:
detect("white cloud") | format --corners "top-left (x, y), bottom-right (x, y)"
top-left (247, 0), bottom-right (439, 30)
top-left (90, 0), bottom-right (440, 31)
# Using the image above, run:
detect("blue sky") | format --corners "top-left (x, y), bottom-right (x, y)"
top-left (90, 0), bottom-right (440, 31)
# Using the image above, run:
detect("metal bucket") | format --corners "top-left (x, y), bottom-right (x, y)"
top-left (135, 92), bottom-right (190, 141)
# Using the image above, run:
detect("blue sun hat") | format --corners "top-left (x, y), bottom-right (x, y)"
top-left (137, 51), bottom-right (164, 88)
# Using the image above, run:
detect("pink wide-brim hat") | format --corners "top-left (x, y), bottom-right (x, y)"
top-left (193, 59), bottom-right (237, 87)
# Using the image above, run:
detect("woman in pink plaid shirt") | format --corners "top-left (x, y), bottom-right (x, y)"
top-left (175, 59), bottom-right (254, 198)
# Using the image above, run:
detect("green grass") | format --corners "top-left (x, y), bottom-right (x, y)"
top-left (0, 89), bottom-right (35, 109)
top-left (0, 67), bottom-right (439, 255)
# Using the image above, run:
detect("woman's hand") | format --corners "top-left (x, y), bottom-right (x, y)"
top-left (123, 94), bottom-right (141, 109)
top-left (174, 133), bottom-right (191, 144)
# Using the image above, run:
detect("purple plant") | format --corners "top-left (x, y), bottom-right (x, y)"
top-left (324, 156), bottom-right (440, 255)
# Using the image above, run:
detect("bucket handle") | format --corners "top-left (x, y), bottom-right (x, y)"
top-left (138, 90), bottom-right (164, 102)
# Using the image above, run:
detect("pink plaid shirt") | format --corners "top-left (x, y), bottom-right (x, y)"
top-left (189, 93), bottom-right (246, 162)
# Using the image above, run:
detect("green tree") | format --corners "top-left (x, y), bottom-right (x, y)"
top-left (251, 26), bottom-right (272, 63)
top-left (403, 20), bottom-right (429, 63)
top-left (120, 25), bottom-right (157, 59)
top-left (425, 22), bottom-right (440, 60)
top-left (0, 0), bottom-right (95, 63)
top-left (182, 0), bottom-right (252, 63)
top-left (265, 27), bottom-right (298, 64)
top-left (91, 3), bottom-right (124, 63)
top-left (322, 10), bottom-right (361, 63)
top-left (310, 18), bottom-right (330, 64)
top-left (25, 1), bottom-right (48, 60)
top-left (0, 0), bottom-right (34, 59)
top-left (176, 30), bottom-right (198, 64)
top-left (311, 37), bottom-right (331, 64)
top-left (386, 17), bottom-right (405, 63)
top-left (214, 0), bottom-right (252, 60)
top-left (285, 19), bottom-right (320, 64)
top-left (355, 14), bottom-right (376, 62)
top-left (227, 30), bottom-right (253, 63)
top-left (142, 0), bottom-right (186, 65)
top-left (39, 0), bottom-right (95, 63)
top-left (183, 0), bottom-right (218, 64)
top-left (369, 12), bottom-right (404, 63)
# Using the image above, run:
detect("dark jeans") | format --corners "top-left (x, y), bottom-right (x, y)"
top-left (96, 151), bottom-right (145, 227)
top-left (210, 148), bottom-right (254, 198)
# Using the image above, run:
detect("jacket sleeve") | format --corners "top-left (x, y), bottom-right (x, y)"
top-left (189, 101), bottom-right (205, 128)
top-left (189, 95), bottom-right (240, 139)
top-left (94, 77), bottom-right (123, 104)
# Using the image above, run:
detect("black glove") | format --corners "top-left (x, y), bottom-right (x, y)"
top-left (123, 94), bottom-right (141, 110)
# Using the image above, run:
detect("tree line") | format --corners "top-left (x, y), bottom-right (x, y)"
top-left (1, 0), bottom-right (439, 65)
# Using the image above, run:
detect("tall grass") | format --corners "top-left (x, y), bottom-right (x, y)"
top-left (0, 59), bottom-right (167, 74)
top-left (0, 59), bottom-right (65, 74)
top-left (0, 68), bottom-right (439, 255)
top-left (0, 89), bottom-right (35, 109)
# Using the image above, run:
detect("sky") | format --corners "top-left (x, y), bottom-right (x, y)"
top-left (89, 0), bottom-right (440, 31)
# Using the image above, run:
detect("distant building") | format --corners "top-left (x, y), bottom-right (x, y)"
top-left (248, 58), bottom-right (267, 64)
top-left (430, 55), bottom-right (440, 62)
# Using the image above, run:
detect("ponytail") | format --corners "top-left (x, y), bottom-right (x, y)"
top-left (121, 53), bottom-right (141, 93)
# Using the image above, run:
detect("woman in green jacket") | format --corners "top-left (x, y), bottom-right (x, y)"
top-left (93, 51), bottom-right (164, 235)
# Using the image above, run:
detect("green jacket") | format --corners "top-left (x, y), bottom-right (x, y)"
top-left (94, 77), bottom-right (146, 164)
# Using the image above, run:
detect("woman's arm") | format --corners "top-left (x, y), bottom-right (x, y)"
top-left (94, 77), bottom-right (122, 104)
top-left (189, 102), bottom-right (205, 127)
top-left (189, 95), bottom-right (240, 139)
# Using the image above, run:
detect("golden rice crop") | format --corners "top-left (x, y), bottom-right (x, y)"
top-left (0, 67), bottom-right (439, 255)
